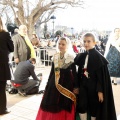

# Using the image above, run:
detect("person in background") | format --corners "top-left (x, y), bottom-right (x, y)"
top-left (0, 17), bottom-right (14, 115)
top-left (13, 28), bottom-right (19, 36)
top-left (31, 38), bottom-right (40, 50)
top-left (32, 32), bottom-right (38, 39)
top-left (95, 41), bottom-right (104, 55)
top-left (74, 33), bottom-right (117, 120)
top-left (6, 23), bottom-right (18, 37)
top-left (12, 25), bottom-right (36, 64)
top-left (55, 35), bottom-right (60, 44)
top-left (72, 41), bottom-right (79, 54)
top-left (47, 40), bottom-right (53, 47)
top-left (13, 58), bottom-right (41, 96)
top-left (32, 32), bottom-right (40, 42)
top-left (104, 28), bottom-right (120, 85)
top-left (9, 28), bottom-right (19, 67)
top-left (36, 37), bottom-right (79, 120)
top-left (98, 34), bottom-right (108, 52)
top-left (31, 38), bottom-right (41, 65)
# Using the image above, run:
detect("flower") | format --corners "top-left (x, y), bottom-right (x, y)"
top-left (64, 53), bottom-right (74, 64)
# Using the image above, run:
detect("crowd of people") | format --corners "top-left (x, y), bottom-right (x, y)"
top-left (0, 16), bottom-right (119, 120)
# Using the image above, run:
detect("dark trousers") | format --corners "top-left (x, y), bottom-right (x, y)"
top-left (77, 76), bottom-right (98, 117)
top-left (17, 79), bottom-right (40, 93)
top-left (0, 81), bottom-right (7, 113)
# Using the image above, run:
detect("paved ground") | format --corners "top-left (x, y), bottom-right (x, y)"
top-left (0, 66), bottom-right (120, 120)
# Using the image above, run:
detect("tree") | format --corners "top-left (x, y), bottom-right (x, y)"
top-left (0, 0), bottom-right (84, 38)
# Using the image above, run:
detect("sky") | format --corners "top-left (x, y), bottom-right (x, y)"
top-left (50, 0), bottom-right (120, 32)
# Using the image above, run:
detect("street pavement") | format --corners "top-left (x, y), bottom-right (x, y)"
top-left (0, 66), bottom-right (120, 120)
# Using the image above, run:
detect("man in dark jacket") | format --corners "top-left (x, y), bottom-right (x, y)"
top-left (13, 58), bottom-right (40, 96)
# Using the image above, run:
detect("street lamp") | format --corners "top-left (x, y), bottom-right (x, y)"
top-left (71, 27), bottom-right (74, 39)
top-left (50, 15), bottom-right (56, 40)
top-left (71, 27), bottom-right (73, 35)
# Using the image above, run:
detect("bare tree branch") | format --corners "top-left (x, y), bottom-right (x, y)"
top-left (0, 5), bottom-right (8, 16)
top-left (36, 9), bottom-right (55, 26)
top-left (0, 0), bottom-right (84, 37)
top-left (0, 0), bottom-right (18, 8)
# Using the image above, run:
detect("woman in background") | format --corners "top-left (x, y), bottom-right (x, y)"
top-left (72, 41), bottom-right (79, 54)
top-left (104, 28), bottom-right (120, 85)
top-left (0, 17), bottom-right (14, 115)
top-left (36, 37), bottom-right (78, 120)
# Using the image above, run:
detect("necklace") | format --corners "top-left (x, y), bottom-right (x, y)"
top-left (60, 55), bottom-right (64, 59)
top-left (60, 53), bottom-right (64, 59)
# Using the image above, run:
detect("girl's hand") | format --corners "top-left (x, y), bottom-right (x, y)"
top-left (73, 88), bottom-right (79, 94)
top-left (98, 92), bottom-right (104, 103)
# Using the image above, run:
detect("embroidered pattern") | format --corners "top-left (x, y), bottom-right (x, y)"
top-left (54, 53), bottom-right (76, 106)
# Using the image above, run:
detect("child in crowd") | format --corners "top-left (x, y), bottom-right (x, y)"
top-left (74, 33), bottom-right (117, 120)
top-left (36, 37), bottom-right (78, 120)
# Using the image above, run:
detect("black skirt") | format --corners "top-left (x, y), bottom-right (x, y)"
top-left (40, 68), bottom-right (73, 113)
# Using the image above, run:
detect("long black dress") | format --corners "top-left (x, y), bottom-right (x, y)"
top-left (106, 46), bottom-right (120, 77)
top-left (0, 31), bottom-right (14, 114)
top-left (74, 48), bottom-right (117, 120)
top-left (0, 32), bottom-right (14, 80)
top-left (36, 61), bottom-right (78, 120)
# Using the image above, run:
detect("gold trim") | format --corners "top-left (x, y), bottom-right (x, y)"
top-left (54, 53), bottom-right (76, 106)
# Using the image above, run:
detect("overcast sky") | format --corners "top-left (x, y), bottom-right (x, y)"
top-left (50, 0), bottom-right (120, 32)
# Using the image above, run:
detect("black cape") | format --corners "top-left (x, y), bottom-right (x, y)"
top-left (74, 48), bottom-right (117, 120)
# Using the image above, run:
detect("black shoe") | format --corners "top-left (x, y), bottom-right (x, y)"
top-left (18, 91), bottom-right (27, 97)
top-left (38, 90), bottom-right (44, 94)
top-left (112, 80), bottom-right (114, 83)
top-left (0, 110), bottom-right (11, 115)
top-left (114, 83), bottom-right (117, 85)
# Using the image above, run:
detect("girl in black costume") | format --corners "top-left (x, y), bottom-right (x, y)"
top-left (36, 37), bottom-right (78, 120)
